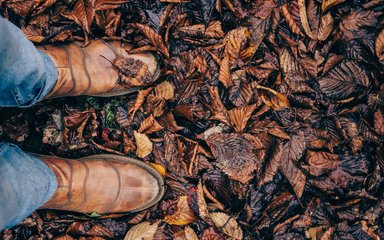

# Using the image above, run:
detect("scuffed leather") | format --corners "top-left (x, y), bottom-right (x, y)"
top-left (38, 154), bottom-right (164, 214)
top-left (37, 40), bottom-right (159, 98)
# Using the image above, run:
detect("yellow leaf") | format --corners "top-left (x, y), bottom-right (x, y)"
top-left (321, 0), bottom-right (346, 12)
top-left (164, 196), bottom-right (197, 225)
top-left (210, 212), bottom-right (243, 240)
top-left (124, 221), bottom-right (159, 240)
top-left (134, 131), bottom-right (153, 158)
top-left (149, 163), bottom-right (166, 176)
top-left (155, 81), bottom-right (175, 100)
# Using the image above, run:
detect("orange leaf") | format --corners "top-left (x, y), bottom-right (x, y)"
top-left (218, 55), bottom-right (232, 87)
top-left (256, 85), bottom-right (290, 110)
top-left (228, 104), bottom-right (257, 133)
top-left (164, 196), bottom-right (197, 225)
top-left (62, 0), bottom-right (95, 34)
top-left (130, 23), bottom-right (170, 58)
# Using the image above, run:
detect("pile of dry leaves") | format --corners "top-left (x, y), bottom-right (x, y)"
top-left (1, 0), bottom-right (384, 239)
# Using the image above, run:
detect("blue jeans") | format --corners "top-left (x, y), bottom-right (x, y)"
top-left (0, 17), bottom-right (58, 230)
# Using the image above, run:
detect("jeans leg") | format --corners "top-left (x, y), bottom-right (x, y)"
top-left (0, 16), bottom-right (58, 107)
top-left (0, 142), bottom-right (57, 231)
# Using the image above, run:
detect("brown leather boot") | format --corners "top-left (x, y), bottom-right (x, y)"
top-left (37, 40), bottom-right (160, 98)
top-left (37, 154), bottom-right (164, 214)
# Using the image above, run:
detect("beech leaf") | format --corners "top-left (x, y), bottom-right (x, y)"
top-left (134, 131), bottom-right (153, 158)
top-left (210, 212), bottom-right (243, 240)
top-left (124, 221), bottom-right (159, 240)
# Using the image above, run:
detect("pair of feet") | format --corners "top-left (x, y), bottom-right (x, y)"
top-left (35, 40), bottom-right (164, 214)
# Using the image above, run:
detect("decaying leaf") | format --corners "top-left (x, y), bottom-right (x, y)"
top-left (124, 221), bottom-right (159, 240)
top-left (164, 196), bottom-right (197, 225)
top-left (279, 133), bottom-right (307, 198)
top-left (155, 81), bottom-right (175, 100)
top-left (375, 29), bottom-right (384, 61)
top-left (322, 0), bottom-right (346, 12)
top-left (319, 61), bottom-right (370, 101)
top-left (256, 85), bottom-right (290, 110)
top-left (134, 131), bottom-right (153, 158)
top-left (210, 212), bottom-right (243, 240)
top-left (228, 104), bottom-right (257, 132)
top-left (206, 133), bottom-right (259, 184)
top-left (138, 114), bottom-right (163, 134)
top-left (130, 23), bottom-right (170, 57)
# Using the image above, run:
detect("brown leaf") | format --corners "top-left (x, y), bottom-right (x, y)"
top-left (210, 212), bottom-right (243, 240)
top-left (374, 109), bottom-right (384, 135)
top-left (184, 226), bottom-right (199, 240)
top-left (178, 20), bottom-right (224, 39)
top-left (319, 61), bottom-right (370, 101)
top-left (138, 114), bottom-right (163, 134)
top-left (129, 87), bottom-right (153, 118)
top-left (256, 85), bottom-right (290, 110)
top-left (228, 70), bottom-right (253, 107)
top-left (321, 0), bottom-right (346, 12)
top-left (130, 23), bottom-right (170, 58)
top-left (298, 0), bottom-right (315, 39)
top-left (124, 221), bottom-right (159, 240)
top-left (218, 55), bottom-right (232, 87)
top-left (155, 81), bottom-right (175, 100)
top-left (208, 87), bottom-right (231, 126)
top-left (206, 133), bottom-right (259, 184)
top-left (375, 28), bottom-right (384, 61)
top-left (134, 131), bottom-right (153, 158)
top-left (279, 133), bottom-right (307, 198)
top-left (228, 104), bottom-right (257, 133)
top-left (94, 0), bottom-right (129, 10)
top-left (62, 0), bottom-right (95, 34)
top-left (282, 4), bottom-right (302, 36)
top-left (259, 139), bottom-right (283, 185)
top-left (164, 196), bottom-right (197, 225)
top-left (318, 13), bottom-right (333, 41)
top-left (306, 150), bottom-right (339, 170)
top-left (223, 27), bottom-right (253, 64)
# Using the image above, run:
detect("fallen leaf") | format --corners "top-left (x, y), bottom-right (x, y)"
top-left (124, 221), bottom-right (159, 240)
top-left (228, 104), bottom-right (257, 133)
top-left (210, 212), bottom-right (243, 240)
top-left (164, 196), bottom-right (197, 225)
top-left (134, 131), bottom-right (153, 158)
